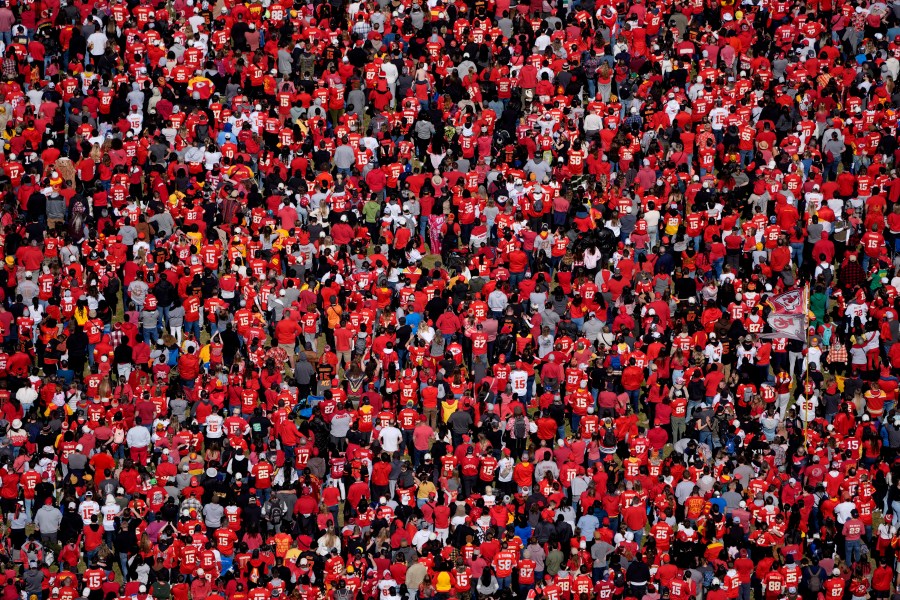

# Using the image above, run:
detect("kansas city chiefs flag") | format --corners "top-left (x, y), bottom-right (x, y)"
top-left (759, 289), bottom-right (808, 342)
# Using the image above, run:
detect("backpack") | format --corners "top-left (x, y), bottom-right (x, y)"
top-left (104, 274), bottom-right (120, 298)
top-left (267, 498), bottom-right (285, 523)
top-left (513, 415), bottom-right (527, 439)
top-left (819, 263), bottom-right (833, 286)
top-left (602, 428), bottom-right (616, 448)
top-left (609, 355), bottom-right (622, 371)
top-left (807, 568), bottom-right (823, 592)
top-left (723, 433), bottom-right (737, 454)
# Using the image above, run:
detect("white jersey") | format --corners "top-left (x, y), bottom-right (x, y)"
top-left (796, 394), bottom-right (818, 422)
top-left (509, 370), bottom-right (528, 397)
top-left (101, 503), bottom-right (121, 531)
top-left (205, 414), bottom-right (224, 439)
top-left (79, 500), bottom-right (100, 524)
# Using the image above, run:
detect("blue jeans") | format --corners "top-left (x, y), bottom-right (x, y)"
top-left (570, 413), bottom-right (582, 433)
top-left (553, 211), bottom-right (567, 227)
top-left (790, 242), bottom-right (804, 268)
top-left (629, 527), bottom-right (644, 548)
top-left (712, 258), bottom-right (724, 279)
top-left (626, 389), bottom-right (640, 413)
top-left (184, 319), bottom-right (201, 340)
top-left (413, 449), bottom-right (428, 468)
top-left (845, 539), bottom-right (862, 564)
top-left (86, 548), bottom-right (99, 565)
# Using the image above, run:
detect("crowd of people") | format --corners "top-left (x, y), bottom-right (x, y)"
top-left (0, 0), bottom-right (899, 599)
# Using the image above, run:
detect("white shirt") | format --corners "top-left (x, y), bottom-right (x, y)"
top-left (411, 529), bottom-right (431, 551)
top-left (380, 62), bottom-right (399, 84)
top-left (205, 414), bottom-right (224, 439)
top-left (509, 370), bottom-right (528, 397)
top-left (497, 457), bottom-right (515, 483)
top-left (383, 201), bottom-right (402, 223)
top-left (361, 135), bottom-right (379, 154)
top-left (127, 112), bottom-right (143, 133)
top-left (79, 499), bottom-right (100, 524)
top-left (736, 344), bottom-right (757, 365)
top-left (204, 150), bottom-right (222, 170)
top-left (417, 325), bottom-right (435, 344)
top-left (378, 426), bottom-right (403, 453)
top-left (688, 82), bottom-right (705, 101)
top-left (665, 99), bottom-right (680, 124)
top-left (796, 394), bottom-right (818, 422)
top-left (126, 425), bottom-right (151, 448)
top-left (835, 500), bottom-right (857, 525)
top-left (845, 301), bottom-right (868, 324)
top-left (583, 248), bottom-right (602, 270)
top-left (15, 386), bottom-right (37, 407)
top-left (704, 343), bottom-right (723, 363)
top-left (584, 113), bottom-right (603, 132)
top-left (709, 107), bottom-right (729, 130)
top-left (87, 32), bottom-right (108, 56)
top-left (101, 503), bottom-right (120, 531)
top-left (188, 13), bottom-right (205, 33)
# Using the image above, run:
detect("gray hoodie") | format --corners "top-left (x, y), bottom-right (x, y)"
top-left (46, 192), bottom-right (66, 221)
top-left (168, 305), bottom-right (185, 328)
top-left (24, 567), bottom-right (43, 594)
top-left (33, 504), bottom-right (62, 533)
top-left (293, 353), bottom-right (315, 385)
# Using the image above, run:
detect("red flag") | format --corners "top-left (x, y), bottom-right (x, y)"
top-left (769, 289), bottom-right (804, 314)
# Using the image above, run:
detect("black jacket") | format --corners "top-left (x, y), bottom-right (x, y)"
top-left (153, 278), bottom-right (176, 307)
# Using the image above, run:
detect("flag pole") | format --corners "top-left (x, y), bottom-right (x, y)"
top-left (804, 282), bottom-right (810, 450)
